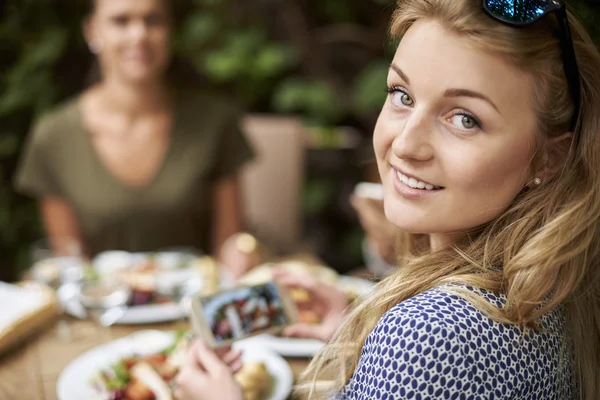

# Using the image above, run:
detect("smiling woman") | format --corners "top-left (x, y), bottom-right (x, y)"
top-left (378, 20), bottom-right (539, 248)
top-left (84, 0), bottom-right (172, 83)
top-left (14, 0), bottom-right (258, 278)
top-left (294, 0), bottom-right (600, 398)
top-left (161, 0), bottom-right (600, 399)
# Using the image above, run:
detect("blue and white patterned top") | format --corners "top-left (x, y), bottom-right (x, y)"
top-left (336, 285), bottom-right (575, 399)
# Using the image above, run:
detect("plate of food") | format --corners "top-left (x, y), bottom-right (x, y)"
top-left (56, 330), bottom-right (293, 400)
top-left (62, 251), bottom-right (223, 324)
top-left (237, 261), bottom-right (376, 357)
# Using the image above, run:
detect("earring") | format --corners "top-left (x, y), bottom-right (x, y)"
top-left (533, 177), bottom-right (542, 186)
top-left (88, 40), bottom-right (103, 54)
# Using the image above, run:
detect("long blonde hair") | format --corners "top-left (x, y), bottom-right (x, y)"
top-left (301, 1), bottom-right (600, 398)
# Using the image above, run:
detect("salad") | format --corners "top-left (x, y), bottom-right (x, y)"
top-left (91, 331), bottom-right (272, 400)
top-left (91, 330), bottom-right (188, 400)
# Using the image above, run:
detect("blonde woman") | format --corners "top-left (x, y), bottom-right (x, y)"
top-left (175, 0), bottom-right (600, 398)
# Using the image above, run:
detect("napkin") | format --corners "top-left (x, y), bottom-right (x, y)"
top-left (0, 281), bottom-right (59, 356)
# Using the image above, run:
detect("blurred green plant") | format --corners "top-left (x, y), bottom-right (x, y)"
top-left (179, 0), bottom-right (397, 128)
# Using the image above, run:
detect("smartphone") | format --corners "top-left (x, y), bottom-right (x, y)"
top-left (189, 281), bottom-right (299, 348)
top-left (353, 182), bottom-right (384, 200)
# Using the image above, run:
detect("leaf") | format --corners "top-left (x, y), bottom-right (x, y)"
top-left (272, 79), bottom-right (345, 125)
top-left (180, 12), bottom-right (220, 50)
top-left (0, 69), bottom-right (55, 116)
top-left (227, 29), bottom-right (266, 56)
top-left (26, 27), bottom-right (67, 66)
top-left (252, 44), bottom-right (297, 78)
top-left (272, 78), bottom-right (311, 112)
top-left (201, 50), bottom-right (244, 81)
top-left (352, 60), bottom-right (389, 112)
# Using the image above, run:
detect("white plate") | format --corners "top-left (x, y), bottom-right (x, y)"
top-left (63, 251), bottom-right (233, 325)
top-left (69, 301), bottom-right (189, 324)
top-left (251, 276), bottom-right (376, 357)
top-left (57, 330), bottom-right (293, 400)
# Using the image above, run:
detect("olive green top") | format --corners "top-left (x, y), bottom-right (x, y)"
top-left (15, 89), bottom-right (254, 256)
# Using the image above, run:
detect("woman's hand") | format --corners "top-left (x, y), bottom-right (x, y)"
top-left (350, 195), bottom-right (397, 264)
top-left (219, 233), bottom-right (263, 279)
top-left (174, 340), bottom-right (244, 400)
top-left (273, 269), bottom-right (350, 342)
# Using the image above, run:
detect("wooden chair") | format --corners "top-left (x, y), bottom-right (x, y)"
top-left (240, 115), bottom-right (306, 254)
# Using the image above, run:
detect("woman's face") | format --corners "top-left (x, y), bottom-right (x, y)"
top-left (374, 20), bottom-right (539, 248)
top-left (86, 0), bottom-right (171, 84)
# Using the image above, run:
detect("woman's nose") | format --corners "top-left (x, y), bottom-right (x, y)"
top-left (391, 109), bottom-right (434, 162)
top-left (129, 20), bottom-right (150, 41)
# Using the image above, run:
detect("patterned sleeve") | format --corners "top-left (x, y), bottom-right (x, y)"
top-left (338, 290), bottom-right (490, 399)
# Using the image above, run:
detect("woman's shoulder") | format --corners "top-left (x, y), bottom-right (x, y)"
top-left (380, 285), bottom-right (504, 324)
top-left (367, 285), bottom-right (506, 353)
top-left (376, 285), bottom-right (564, 335)
top-left (175, 87), bottom-right (243, 124)
top-left (343, 286), bottom-right (573, 398)
top-left (30, 96), bottom-right (81, 142)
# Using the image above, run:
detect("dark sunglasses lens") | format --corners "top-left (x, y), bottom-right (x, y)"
top-left (485, 0), bottom-right (550, 23)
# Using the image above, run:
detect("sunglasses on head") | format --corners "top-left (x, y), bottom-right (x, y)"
top-left (482, 0), bottom-right (581, 131)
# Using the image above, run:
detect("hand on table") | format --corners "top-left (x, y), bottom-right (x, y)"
top-left (273, 269), bottom-right (350, 342)
top-left (350, 195), bottom-right (397, 264)
top-left (174, 340), bottom-right (244, 400)
top-left (219, 233), bottom-right (263, 279)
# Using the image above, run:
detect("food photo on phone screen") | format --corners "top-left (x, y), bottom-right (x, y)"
top-left (192, 282), bottom-right (295, 346)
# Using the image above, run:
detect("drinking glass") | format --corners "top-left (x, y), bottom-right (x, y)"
top-left (153, 249), bottom-right (209, 316)
top-left (155, 269), bottom-right (204, 315)
top-left (28, 237), bottom-right (86, 340)
top-left (29, 237), bottom-right (85, 288)
top-left (77, 279), bottom-right (131, 328)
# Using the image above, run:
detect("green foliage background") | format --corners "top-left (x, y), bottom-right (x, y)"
top-left (0, 0), bottom-right (598, 280)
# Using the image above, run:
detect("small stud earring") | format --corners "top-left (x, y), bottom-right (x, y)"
top-left (88, 40), bottom-right (103, 54)
top-left (533, 177), bottom-right (542, 186)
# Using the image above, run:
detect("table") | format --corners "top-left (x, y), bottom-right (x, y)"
top-left (0, 317), bottom-right (312, 400)
top-left (0, 262), bottom-right (372, 400)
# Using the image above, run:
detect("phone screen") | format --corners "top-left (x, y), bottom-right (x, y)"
top-left (194, 282), bottom-right (293, 345)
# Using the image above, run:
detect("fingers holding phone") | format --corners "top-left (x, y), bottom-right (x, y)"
top-left (272, 269), bottom-right (350, 342)
top-left (175, 340), bottom-right (244, 400)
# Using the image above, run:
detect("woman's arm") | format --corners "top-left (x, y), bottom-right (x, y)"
top-left (211, 175), bottom-right (245, 256)
top-left (40, 196), bottom-right (86, 255)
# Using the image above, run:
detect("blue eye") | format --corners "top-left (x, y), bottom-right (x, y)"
top-left (449, 113), bottom-right (482, 130)
top-left (387, 87), bottom-right (414, 107)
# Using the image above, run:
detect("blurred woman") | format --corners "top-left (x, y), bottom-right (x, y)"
top-left (350, 194), bottom-right (397, 277)
top-left (15, 0), bottom-right (257, 276)
top-left (175, 0), bottom-right (600, 398)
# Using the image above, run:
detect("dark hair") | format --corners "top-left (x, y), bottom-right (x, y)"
top-left (85, 0), bottom-right (184, 17)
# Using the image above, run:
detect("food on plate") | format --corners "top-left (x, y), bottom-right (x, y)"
top-left (31, 256), bottom-right (85, 287)
top-left (289, 288), bottom-right (320, 324)
top-left (238, 261), bottom-right (364, 325)
top-left (234, 362), bottom-right (271, 400)
top-left (238, 261), bottom-right (340, 287)
top-left (87, 252), bottom-right (216, 307)
top-left (92, 332), bottom-right (272, 400)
